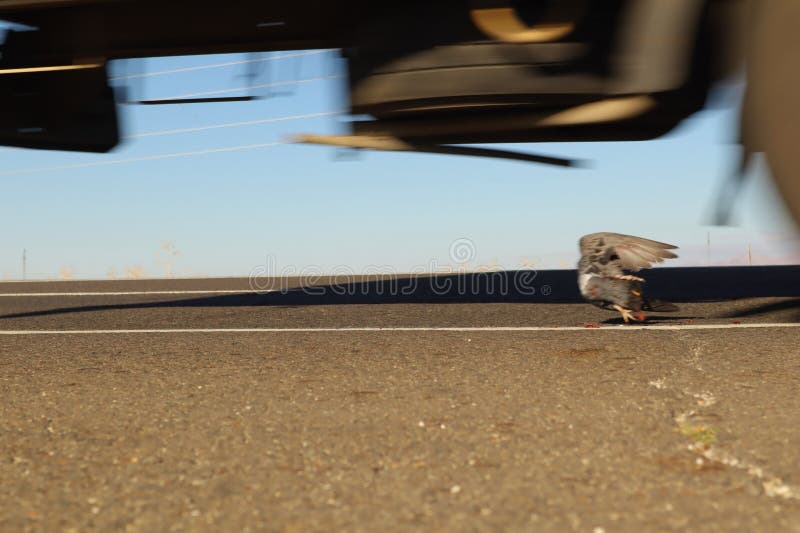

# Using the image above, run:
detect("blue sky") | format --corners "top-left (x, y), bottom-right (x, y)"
top-left (0, 48), bottom-right (798, 280)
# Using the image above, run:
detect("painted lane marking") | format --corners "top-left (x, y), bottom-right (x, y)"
top-left (0, 323), bottom-right (798, 335)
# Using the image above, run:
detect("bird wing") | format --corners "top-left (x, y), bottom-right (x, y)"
top-left (579, 232), bottom-right (678, 273)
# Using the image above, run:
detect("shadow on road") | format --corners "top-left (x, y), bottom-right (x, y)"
top-left (723, 298), bottom-right (800, 319)
top-left (601, 315), bottom-right (702, 325)
top-left (1, 266), bottom-right (799, 321)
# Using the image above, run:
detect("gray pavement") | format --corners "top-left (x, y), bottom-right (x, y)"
top-left (1, 272), bottom-right (799, 531)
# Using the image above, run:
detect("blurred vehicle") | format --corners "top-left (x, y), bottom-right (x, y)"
top-left (0, 0), bottom-right (796, 222)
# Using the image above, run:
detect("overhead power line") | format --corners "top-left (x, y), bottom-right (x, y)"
top-left (133, 74), bottom-right (345, 102)
top-left (126, 110), bottom-right (342, 139)
top-left (0, 141), bottom-right (293, 176)
top-left (0, 109), bottom-right (340, 149)
top-left (109, 50), bottom-right (331, 81)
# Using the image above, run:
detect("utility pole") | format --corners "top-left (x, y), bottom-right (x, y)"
top-left (706, 232), bottom-right (711, 266)
top-left (22, 249), bottom-right (26, 280)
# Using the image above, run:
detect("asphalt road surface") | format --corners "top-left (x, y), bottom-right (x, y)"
top-left (1, 268), bottom-right (799, 531)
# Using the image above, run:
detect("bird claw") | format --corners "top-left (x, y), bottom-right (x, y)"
top-left (613, 305), bottom-right (645, 324)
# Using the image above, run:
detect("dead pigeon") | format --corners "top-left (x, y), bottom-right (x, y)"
top-left (578, 232), bottom-right (679, 323)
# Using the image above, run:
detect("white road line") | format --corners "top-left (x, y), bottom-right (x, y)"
top-left (0, 324), bottom-right (798, 335)
top-left (0, 290), bottom-right (258, 297)
top-left (0, 276), bottom-right (251, 283)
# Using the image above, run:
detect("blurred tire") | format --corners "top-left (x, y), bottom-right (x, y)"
top-left (745, 0), bottom-right (800, 226)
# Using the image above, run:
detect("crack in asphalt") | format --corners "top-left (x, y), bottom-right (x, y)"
top-left (672, 390), bottom-right (800, 502)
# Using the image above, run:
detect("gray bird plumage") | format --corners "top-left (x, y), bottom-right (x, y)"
top-left (577, 232), bottom-right (679, 322)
